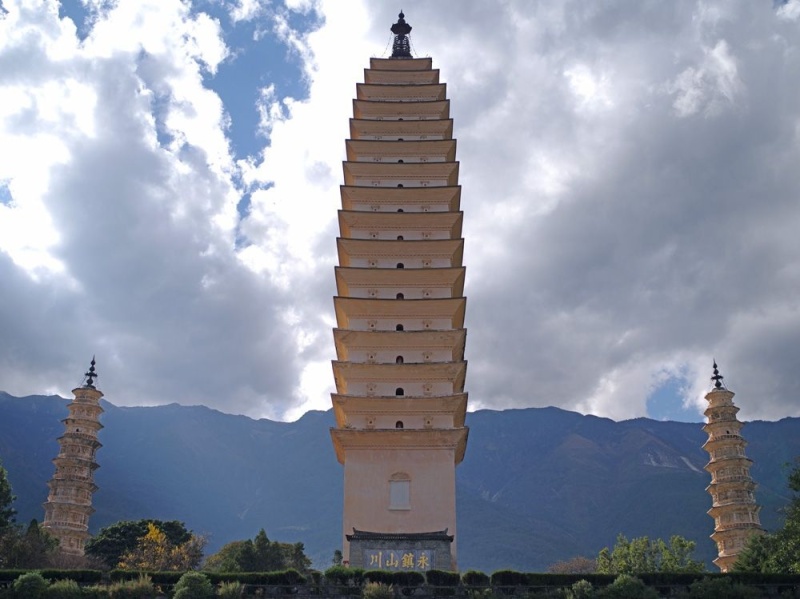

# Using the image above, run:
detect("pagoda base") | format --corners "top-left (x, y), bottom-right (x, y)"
top-left (346, 529), bottom-right (453, 571)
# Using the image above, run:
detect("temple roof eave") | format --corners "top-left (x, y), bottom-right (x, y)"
top-left (333, 328), bottom-right (466, 361)
top-left (330, 426), bottom-right (469, 465)
top-left (331, 393), bottom-right (468, 428)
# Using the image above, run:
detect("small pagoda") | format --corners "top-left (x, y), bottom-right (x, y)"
top-left (42, 358), bottom-right (104, 556)
top-left (702, 362), bottom-right (764, 571)
top-left (329, 12), bottom-right (469, 571)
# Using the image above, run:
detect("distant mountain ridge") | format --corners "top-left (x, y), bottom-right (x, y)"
top-left (1, 392), bottom-right (798, 572)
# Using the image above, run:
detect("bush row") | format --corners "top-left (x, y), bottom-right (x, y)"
top-left (2, 567), bottom-right (799, 593)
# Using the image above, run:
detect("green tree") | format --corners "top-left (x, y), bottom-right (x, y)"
top-left (0, 519), bottom-right (59, 569)
top-left (596, 534), bottom-right (704, 574)
top-left (203, 529), bottom-right (311, 572)
top-left (735, 458), bottom-right (800, 573)
top-left (0, 460), bottom-right (15, 531)
top-left (117, 522), bottom-right (205, 571)
top-left (85, 518), bottom-right (193, 567)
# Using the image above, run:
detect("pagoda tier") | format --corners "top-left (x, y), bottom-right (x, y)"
top-left (338, 211), bottom-right (462, 239)
top-left (333, 297), bottom-right (466, 331)
top-left (331, 428), bottom-right (468, 465)
top-left (702, 364), bottom-right (764, 572)
top-left (350, 119), bottom-right (454, 142)
top-left (332, 361), bottom-right (467, 396)
top-left (340, 186), bottom-right (461, 213)
top-left (331, 394), bottom-right (468, 429)
top-left (364, 68), bottom-right (440, 85)
top-left (330, 34), bottom-right (468, 571)
top-left (353, 100), bottom-right (449, 121)
top-left (335, 267), bottom-right (465, 299)
top-left (333, 329), bottom-right (466, 363)
top-left (337, 239), bottom-right (464, 268)
top-left (43, 360), bottom-right (104, 556)
top-left (346, 139), bottom-right (457, 162)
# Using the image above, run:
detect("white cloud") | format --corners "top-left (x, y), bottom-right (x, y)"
top-left (2, 0), bottom-right (799, 425)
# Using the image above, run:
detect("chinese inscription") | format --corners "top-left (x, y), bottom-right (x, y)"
top-left (366, 549), bottom-right (433, 571)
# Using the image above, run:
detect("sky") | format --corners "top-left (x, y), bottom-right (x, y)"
top-left (1, 0), bottom-right (799, 424)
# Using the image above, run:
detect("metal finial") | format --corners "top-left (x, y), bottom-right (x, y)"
top-left (83, 356), bottom-right (98, 389)
top-left (390, 11), bottom-right (412, 58)
top-left (711, 360), bottom-right (724, 390)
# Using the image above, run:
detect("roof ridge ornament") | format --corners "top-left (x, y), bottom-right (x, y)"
top-left (711, 360), bottom-right (725, 390)
top-left (390, 11), bottom-right (412, 58)
top-left (83, 356), bottom-right (98, 389)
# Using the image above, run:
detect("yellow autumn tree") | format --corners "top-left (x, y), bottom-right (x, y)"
top-left (118, 522), bottom-right (204, 571)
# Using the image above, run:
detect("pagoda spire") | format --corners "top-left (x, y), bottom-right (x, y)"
top-left (83, 356), bottom-right (97, 389)
top-left (390, 11), bottom-right (412, 58)
top-left (711, 360), bottom-right (725, 390)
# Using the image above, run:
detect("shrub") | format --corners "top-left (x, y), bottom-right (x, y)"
top-left (46, 579), bottom-right (82, 599)
top-left (490, 570), bottom-right (527, 586)
top-left (461, 571), bottom-right (489, 587)
top-left (362, 582), bottom-right (394, 599)
top-left (391, 571), bottom-right (424, 587)
top-left (106, 574), bottom-right (155, 599)
top-left (685, 577), bottom-right (762, 599)
top-left (40, 570), bottom-right (104, 584)
top-left (565, 580), bottom-right (594, 599)
top-left (12, 572), bottom-right (49, 599)
top-left (173, 571), bottom-right (215, 599)
top-left (596, 574), bottom-right (657, 599)
top-left (364, 570), bottom-right (395, 585)
top-left (426, 570), bottom-right (459, 586)
top-left (217, 580), bottom-right (244, 598)
top-left (324, 566), bottom-right (365, 587)
top-left (81, 587), bottom-right (111, 599)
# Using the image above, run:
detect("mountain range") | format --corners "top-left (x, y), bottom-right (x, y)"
top-left (1, 391), bottom-right (798, 572)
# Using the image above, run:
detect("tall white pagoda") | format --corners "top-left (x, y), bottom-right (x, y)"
top-left (702, 362), bottom-right (764, 572)
top-left (329, 12), bottom-right (468, 571)
top-left (42, 358), bottom-right (104, 556)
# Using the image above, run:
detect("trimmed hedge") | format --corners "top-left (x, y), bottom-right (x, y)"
top-left (324, 566), bottom-right (365, 586)
top-left (363, 570), bottom-right (425, 587)
top-left (461, 571), bottom-right (489, 587)
top-left (490, 570), bottom-right (527, 586)
top-left (426, 570), bottom-right (460, 586)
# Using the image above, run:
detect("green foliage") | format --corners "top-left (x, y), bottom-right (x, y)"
top-left (0, 460), bottom-right (16, 531)
top-left (595, 574), bottom-right (658, 599)
top-left (363, 570), bottom-right (396, 585)
top-left (85, 519), bottom-right (192, 568)
top-left (596, 534), bottom-right (705, 574)
top-left (462, 571), bottom-right (489, 587)
top-left (45, 579), bottom-right (82, 599)
top-left (173, 571), bottom-right (215, 599)
top-left (105, 574), bottom-right (155, 599)
top-left (564, 579), bottom-right (594, 599)
top-left (203, 529), bottom-right (309, 573)
top-left (489, 570), bottom-right (527, 586)
top-left (0, 520), bottom-right (59, 569)
top-left (116, 522), bottom-right (204, 571)
top-left (216, 580), bottom-right (244, 598)
top-left (11, 571), bottom-right (48, 599)
top-left (426, 570), bottom-right (460, 586)
top-left (362, 581), bottom-right (394, 599)
top-left (683, 576), bottom-right (763, 599)
top-left (324, 565), bottom-right (365, 586)
top-left (735, 459), bottom-right (800, 574)
top-left (391, 571), bottom-right (424, 587)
